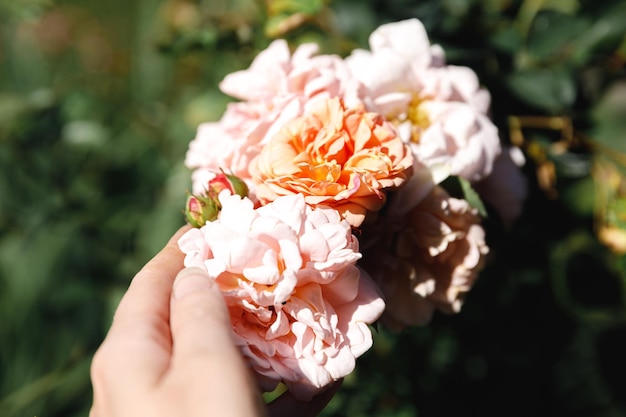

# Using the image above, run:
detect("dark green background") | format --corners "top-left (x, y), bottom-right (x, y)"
top-left (1, 0), bottom-right (625, 415)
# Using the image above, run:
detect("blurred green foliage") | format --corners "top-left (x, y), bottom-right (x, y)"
top-left (1, 0), bottom-right (625, 416)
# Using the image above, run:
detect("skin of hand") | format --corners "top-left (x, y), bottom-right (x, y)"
top-left (89, 225), bottom-right (340, 417)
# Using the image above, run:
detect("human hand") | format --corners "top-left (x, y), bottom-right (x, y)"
top-left (90, 226), bottom-right (340, 417)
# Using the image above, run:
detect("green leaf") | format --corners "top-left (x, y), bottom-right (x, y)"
top-left (516, 0), bottom-right (580, 37)
top-left (506, 68), bottom-right (577, 113)
top-left (459, 177), bottom-right (488, 218)
top-left (608, 197), bottom-right (626, 231)
top-left (559, 176), bottom-right (596, 218)
top-left (590, 81), bottom-right (626, 154)
top-left (441, 176), bottom-right (488, 218)
top-left (489, 26), bottom-right (523, 54)
top-left (267, 0), bottom-right (325, 16)
top-left (527, 10), bottom-right (589, 61)
top-left (570, 2), bottom-right (626, 65)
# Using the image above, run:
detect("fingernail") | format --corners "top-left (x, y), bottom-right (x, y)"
top-left (173, 267), bottom-right (213, 299)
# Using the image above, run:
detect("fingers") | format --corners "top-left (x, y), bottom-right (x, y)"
top-left (169, 267), bottom-right (235, 361)
top-left (91, 226), bottom-right (191, 399)
top-left (267, 380), bottom-right (342, 417)
top-left (166, 267), bottom-right (266, 416)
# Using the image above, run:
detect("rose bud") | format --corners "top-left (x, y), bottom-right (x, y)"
top-left (185, 193), bottom-right (219, 227)
top-left (207, 171), bottom-right (249, 199)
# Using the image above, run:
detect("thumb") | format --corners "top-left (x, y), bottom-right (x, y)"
top-left (169, 267), bottom-right (236, 361)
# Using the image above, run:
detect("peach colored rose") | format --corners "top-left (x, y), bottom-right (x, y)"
top-left (185, 40), bottom-right (366, 194)
top-left (249, 97), bottom-right (414, 227)
top-left (178, 193), bottom-right (385, 400)
top-left (360, 186), bottom-right (489, 329)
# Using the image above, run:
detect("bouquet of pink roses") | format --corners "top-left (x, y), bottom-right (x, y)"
top-left (178, 18), bottom-right (527, 401)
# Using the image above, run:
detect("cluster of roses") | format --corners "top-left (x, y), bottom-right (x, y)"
top-left (177, 19), bottom-right (527, 400)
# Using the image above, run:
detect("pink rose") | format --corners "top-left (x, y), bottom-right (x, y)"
top-left (178, 193), bottom-right (385, 400)
top-left (346, 18), bottom-right (439, 95)
top-left (405, 100), bottom-right (501, 182)
top-left (419, 65), bottom-right (492, 114)
top-left (220, 40), bottom-right (363, 107)
top-left (347, 19), bottom-right (490, 112)
top-left (360, 186), bottom-right (489, 329)
top-left (473, 146), bottom-right (528, 226)
top-left (346, 19), bottom-right (502, 184)
top-left (185, 101), bottom-right (273, 194)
